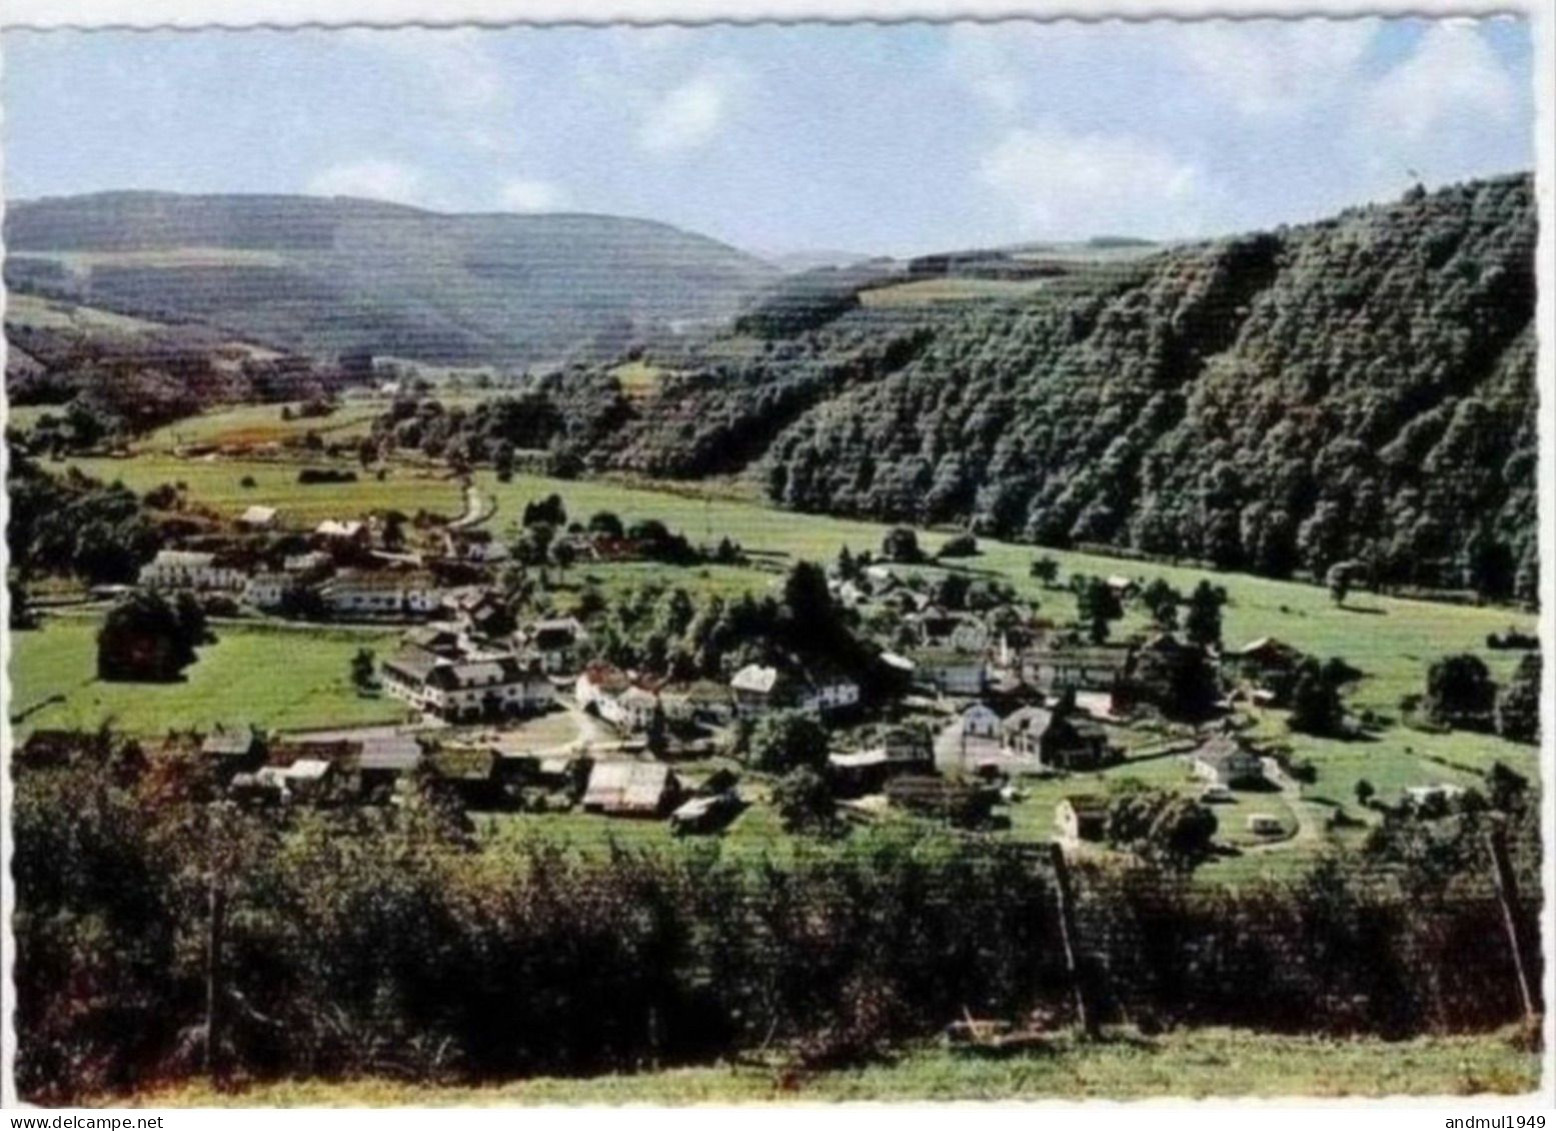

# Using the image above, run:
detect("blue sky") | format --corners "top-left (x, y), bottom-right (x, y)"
top-left (1, 18), bottom-right (1535, 257)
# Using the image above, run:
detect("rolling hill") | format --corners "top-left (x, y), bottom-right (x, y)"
top-left (3, 192), bottom-right (778, 368)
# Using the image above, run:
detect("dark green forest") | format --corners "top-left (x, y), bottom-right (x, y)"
top-left (575, 175), bottom-right (1535, 602)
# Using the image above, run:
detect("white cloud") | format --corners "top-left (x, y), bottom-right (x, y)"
top-left (306, 159), bottom-right (429, 207)
top-left (499, 177), bottom-right (569, 212)
top-left (636, 70), bottom-right (740, 154)
top-left (1362, 23), bottom-right (1516, 142)
top-left (980, 126), bottom-right (1212, 240)
top-left (1174, 20), bottom-right (1379, 120)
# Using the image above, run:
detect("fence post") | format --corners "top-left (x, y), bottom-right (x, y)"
top-left (1485, 824), bottom-right (1538, 1026)
top-left (1047, 841), bottom-right (1096, 1038)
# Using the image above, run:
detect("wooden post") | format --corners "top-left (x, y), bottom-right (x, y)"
top-left (1047, 841), bottom-right (1095, 1038)
top-left (205, 867), bottom-right (226, 1082)
top-left (1485, 825), bottom-right (1538, 1026)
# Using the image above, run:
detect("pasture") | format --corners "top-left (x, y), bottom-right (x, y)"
top-left (9, 613), bottom-right (409, 736)
top-left (66, 453), bottom-right (463, 526)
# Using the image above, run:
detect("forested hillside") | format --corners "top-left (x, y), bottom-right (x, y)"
top-left (586, 175), bottom-right (1538, 602)
top-left (4, 192), bottom-right (777, 367)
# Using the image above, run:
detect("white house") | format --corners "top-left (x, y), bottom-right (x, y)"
top-left (730, 664), bottom-right (786, 718)
top-left (961, 702), bottom-right (1001, 739)
top-left (1187, 734), bottom-right (1266, 789)
top-left (138, 550), bottom-right (248, 592)
top-left (382, 648), bottom-right (552, 722)
top-left (321, 570), bottom-right (442, 618)
top-left (801, 668), bottom-right (861, 715)
top-left (283, 550), bottom-right (333, 575)
top-left (314, 519), bottom-right (366, 542)
top-left (237, 505), bottom-right (278, 530)
top-left (242, 571), bottom-right (297, 610)
top-left (576, 662), bottom-right (632, 714)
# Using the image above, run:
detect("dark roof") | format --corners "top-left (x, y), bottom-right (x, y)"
top-left (1062, 794), bottom-right (1109, 815)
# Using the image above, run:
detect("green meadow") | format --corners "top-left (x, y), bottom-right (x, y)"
top-left (108, 1026), bottom-right (1540, 1104)
top-left (65, 453), bottom-right (463, 526)
top-left (10, 614), bottom-right (409, 736)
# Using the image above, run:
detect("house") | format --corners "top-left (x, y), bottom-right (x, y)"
top-left (907, 648), bottom-right (986, 696)
top-left (138, 550), bottom-right (248, 592)
top-left (444, 587), bottom-right (509, 637)
top-left (522, 616), bottom-right (587, 674)
top-left (441, 528), bottom-right (510, 564)
top-left (356, 733), bottom-right (425, 792)
top-left (575, 662), bottom-right (633, 715)
top-left (670, 792), bottom-right (742, 835)
top-left (403, 626), bottom-right (465, 658)
top-left (1001, 707), bottom-right (1113, 771)
top-left (1403, 783), bottom-right (1467, 807)
top-left (659, 679), bottom-right (735, 725)
top-left (1023, 646), bottom-right (1130, 694)
top-left (1187, 733), bottom-right (1266, 789)
top-left (1055, 795), bottom-right (1109, 843)
top-left (1105, 575), bottom-right (1139, 599)
top-left (314, 519), bottom-right (367, 543)
top-left (201, 724), bottom-right (264, 774)
top-left (1246, 813), bottom-right (1285, 837)
top-left (800, 665), bottom-right (862, 715)
top-left (242, 571), bottom-right (298, 610)
top-left (730, 664), bottom-right (793, 718)
top-left (828, 741), bottom-right (934, 796)
top-left (614, 685), bottom-right (661, 732)
top-left (430, 747), bottom-right (501, 808)
top-left (909, 610), bottom-right (990, 654)
top-left (320, 569), bottom-right (442, 618)
top-left (961, 702), bottom-right (1001, 739)
top-left (284, 550), bottom-right (334, 576)
top-left (237, 505), bottom-right (278, 530)
top-left (582, 760), bottom-right (681, 817)
top-left (237, 757), bottom-right (334, 804)
top-left (1229, 637), bottom-right (1304, 703)
top-left (383, 648), bottom-right (552, 722)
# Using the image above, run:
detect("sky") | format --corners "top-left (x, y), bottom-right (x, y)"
top-left (0, 18), bottom-right (1536, 258)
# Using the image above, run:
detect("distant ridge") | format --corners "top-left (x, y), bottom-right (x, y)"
top-left (4, 191), bottom-right (780, 368)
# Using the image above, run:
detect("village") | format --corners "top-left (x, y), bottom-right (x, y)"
top-left (61, 476), bottom-right (1401, 862)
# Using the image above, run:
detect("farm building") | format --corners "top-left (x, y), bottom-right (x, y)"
top-left (521, 616), bottom-right (587, 673)
top-left (237, 505), bottom-right (278, 530)
top-left (582, 760), bottom-right (681, 817)
top-left (1187, 733), bottom-right (1266, 789)
top-left (1000, 706), bottom-right (1113, 771)
top-left (1055, 795), bottom-right (1109, 843)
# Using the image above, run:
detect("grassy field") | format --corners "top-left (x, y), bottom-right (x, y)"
top-left (140, 400), bottom-right (391, 451)
top-left (859, 276), bottom-right (1056, 307)
top-left (65, 453), bottom-right (463, 526)
top-left (9, 613), bottom-right (410, 736)
top-left (103, 1027), bottom-right (1541, 1104)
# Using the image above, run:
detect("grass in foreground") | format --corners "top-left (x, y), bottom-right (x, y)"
top-left (106, 1027), bottom-right (1540, 1105)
